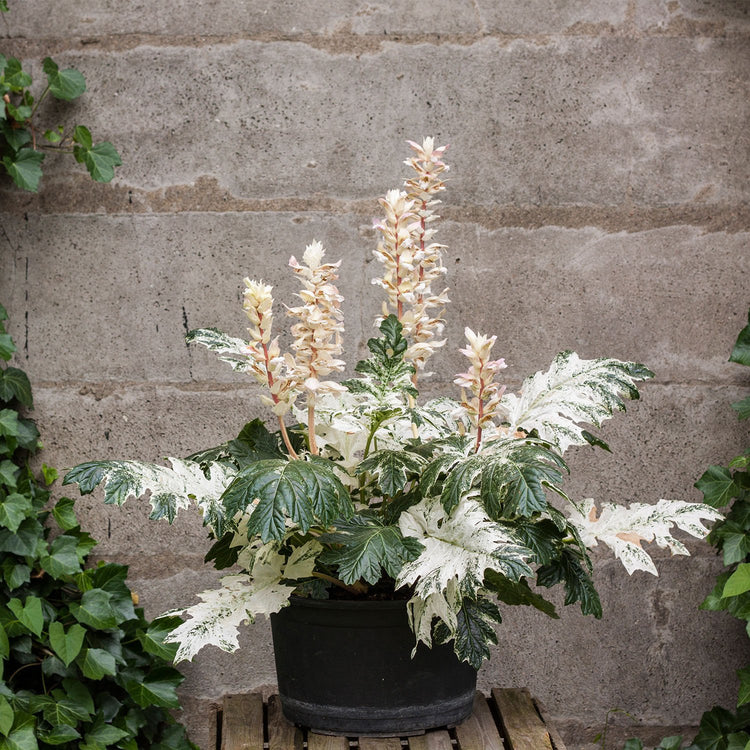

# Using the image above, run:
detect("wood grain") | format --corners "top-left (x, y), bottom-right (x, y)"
top-left (220, 693), bottom-right (264, 750)
top-left (267, 694), bottom-right (304, 750)
top-left (454, 692), bottom-right (504, 750)
top-left (491, 688), bottom-right (553, 750)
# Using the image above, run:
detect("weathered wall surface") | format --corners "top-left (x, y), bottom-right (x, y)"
top-left (1, 2), bottom-right (749, 747)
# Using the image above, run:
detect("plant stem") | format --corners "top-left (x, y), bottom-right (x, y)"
top-left (312, 571), bottom-right (368, 596)
top-left (277, 416), bottom-right (298, 459)
top-left (308, 402), bottom-right (318, 455)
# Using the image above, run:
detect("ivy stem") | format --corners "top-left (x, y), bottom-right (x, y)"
top-left (312, 571), bottom-right (368, 596)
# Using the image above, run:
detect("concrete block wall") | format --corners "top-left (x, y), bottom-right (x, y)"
top-left (1, 2), bottom-right (749, 746)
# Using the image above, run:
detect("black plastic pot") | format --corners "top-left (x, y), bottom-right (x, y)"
top-left (269, 595), bottom-right (477, 736)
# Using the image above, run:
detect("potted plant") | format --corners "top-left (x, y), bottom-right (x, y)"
top-left (63, 139), bottom-right (721, 736)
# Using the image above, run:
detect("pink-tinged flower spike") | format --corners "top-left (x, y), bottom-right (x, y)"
top-left (242, 279), bottom-right (300, 458)
top-left (454, 327), bottom-right (508, 452)
top-left (287, 241), bottom-right (346, 455)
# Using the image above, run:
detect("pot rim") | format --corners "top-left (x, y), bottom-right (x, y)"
top-left (287, 594), bottom-right (409, 611)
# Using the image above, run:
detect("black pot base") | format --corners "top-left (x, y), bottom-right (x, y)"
top-left (270, 596), bottom-right (478, 737)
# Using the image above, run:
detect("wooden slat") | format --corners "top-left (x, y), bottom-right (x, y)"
top-left (532, 696), bottom-right (568, 750)
top-left (359, 738), bottom-right (403, 750)
top-left (491, 688), bottom-right (553, 750)
top-left (407, 730), bottom-right (453, 750)
top-left (221, 693), bottom-right (264, 750)
top-left (455, 692), bottom-right (504, 750)
top-left (307, 732), bottom-right (350, 750)
top-left (267, 694), bottom-right (304, 750)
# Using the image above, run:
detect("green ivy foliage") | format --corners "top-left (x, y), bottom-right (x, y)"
top-left (0, 4), bottom-right (121, 192)
top-left (0, 304), bottom-right (196, 750)
top-left (623, 311), bottom-right (750, 750)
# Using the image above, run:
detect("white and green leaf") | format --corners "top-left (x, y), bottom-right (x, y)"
top-left (63, 458), bottom-right (236, 534)
top-left (165, 539), bottom-right (321, 661)
top-left (567, 497), bottom-right (723, 575)
top-left (397, 497), bottom-right (532, 647)
top-left (502, 351), bottom-right (654, 454)
top-left (186, 328), bottom-right (253, 372)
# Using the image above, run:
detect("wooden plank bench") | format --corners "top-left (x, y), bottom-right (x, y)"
top-left (216, 688), bottom-right (567, 750)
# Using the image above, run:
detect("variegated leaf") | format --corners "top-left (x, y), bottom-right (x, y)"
top-left (63, 458), bottom-right (237, 534)
top-left (501, 351), bottom-right (653, 454)
top-left (567, 497), bottom-right (723, 575)
top-left (186, 327), bottom-right (253, 372)
top-left (398, 497), bottom-right (532, 647)
top-left (357, 449), bottom-right (427, 497)
top-left (165, 539), bottom-right (321, 661)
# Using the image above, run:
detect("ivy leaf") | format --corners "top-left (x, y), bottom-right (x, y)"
top-left (80, 718), bottom-right (129, 749)
top-left (730, 310), bottom-right (750, 367)
top-left (0, 494), bottom-right (30, 533)
top-left (69, 589), bottom-right (119, 630)
top-left (0, 696), bottom-right (12, 737)
top-left (7, 596), bottom-right (43, 636)
top-left (0, 367), bottom-right (33, 407)
top-left (737, 667), bottom-right (750, 707)
top-left (51, 497), bottom-right (79, 531)
top-left (732, 396), bottom-right (750, 421)
top-left (125, 667), bottom-right (184, 708)
top-left (2, 148), bottom-right (44, 193)
top-left (78, 648), bottom-right (117, 680)
top-left (222, 458), bottom-right (353, 542)
top-left (319, 513), bottom-right (424, 585)
top-left (40, 535), bottom-right (83, 577)
top-left (357, 449), bottom-right (427, 498)
top-left (502, 351), bottom-right (653, 454)
top-left (696, 465), bottom-right (741, 508)
top-left (724, 564), bottom-right (750, 599)
top-left (42, 58), bottom-right (86, 101)
top-left (0, 333), bottom-right (15, 361)
top-left (36, 724), bottom-right (81, 745)
top-left (0, 724), bottom-right (37, 750)
top-left (72, 127), bottom-right (121, 183)
top-left (1, 57), bottom-right (32, 90)
top-left (137, 616), bottom-right (181, 661)
top-left (48, 621), bottom-right (86, 667)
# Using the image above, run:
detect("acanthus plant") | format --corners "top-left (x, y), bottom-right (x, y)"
top-left (63, 139), bottom-right (721, 669)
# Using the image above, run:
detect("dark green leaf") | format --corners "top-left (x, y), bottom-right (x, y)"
top-left (75, 140), bottom-right (122, 183)
top-left (737, 666), bottom-right (750, 707)
top-left (79, 647), bottom-right (117, 679)
top-left (226, 419), bottom-right (286, 465)
top-left (125, 667), bottom-right (184, 708)
top-left (357, 449), bottom-right (426, 498)
top-left (223, 459), bottom-right (353, 541)
top-left (51, 497), bottom-right (78, 531)
top-left (2, 58), bottom-right (32, 90)
top-left (0, 493), bottom-right (30, 533)
top-left (730, 310), bottom-right (750, 367)
top-left (319, 513), bottom-right (423, 584)
top-left (438, 597), bottom-right (501, 669)
top-left (36, 724), bottom-right (81, 745)
top-left (0, 367), bottom-right (32, 407)
top-left (0, 696), bottom-right (12, 736)
top-left (0, 334), bottom-right (15, 361)
top-left (204, 531), bottom-right (239, 569)
top-left (41, 534), bottom-right (83, 577)
top-left (137, 616), bottom-right (181, 661)
top-left (42, 58), bottom-right (86, 101)
top-left (0, 518), bottom-right (42, 555)
top-left (7, 596), bottom-right (43, 636)
top-left (732, 396), bottom-right (750, 421)
top-left (0, 460), bottom-right (17, 488)
top-left (48, 621), bottom-right (86, 667)
top-left (69, 589), bottom-right (119, 629)
top-left (72, 124), bottom-right (93, 149)
top-left (2, 560), bottom-right (30, 590)
top-left (2, 149), bottom-right (44, 192)
top-left (537, 548), bottom-right (602, 618)
top-left (696, 465), bottom-right (741, 508)
top-left (0, 723), bottom-right (37, 750)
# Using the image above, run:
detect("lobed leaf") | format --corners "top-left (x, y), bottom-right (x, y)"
top-left (222, 458), bottom-right (353, 542)
top-left (42, 57), bottom-right (86, 101)
top-left (502, 351), bottom-right (653, 454)
top-left (357, 449), bottom-right (427, 498)
top-left (2, 149), bottom-right (44, 193)
top-left (319, 512), bottom-right (423, 585)
top-left (185, 328), bottom-right (253, 372)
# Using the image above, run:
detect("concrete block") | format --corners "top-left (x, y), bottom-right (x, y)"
top-left (475, 1), bottom-right (627, 34)
top-left (634, 0), bottom-right (750, 35)
top-left (2, 37), bottom-right (745, 206)
top-left (3, 214), bottom-right (748, 387)
top-left (2, 0), bottom-right (480, 38)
